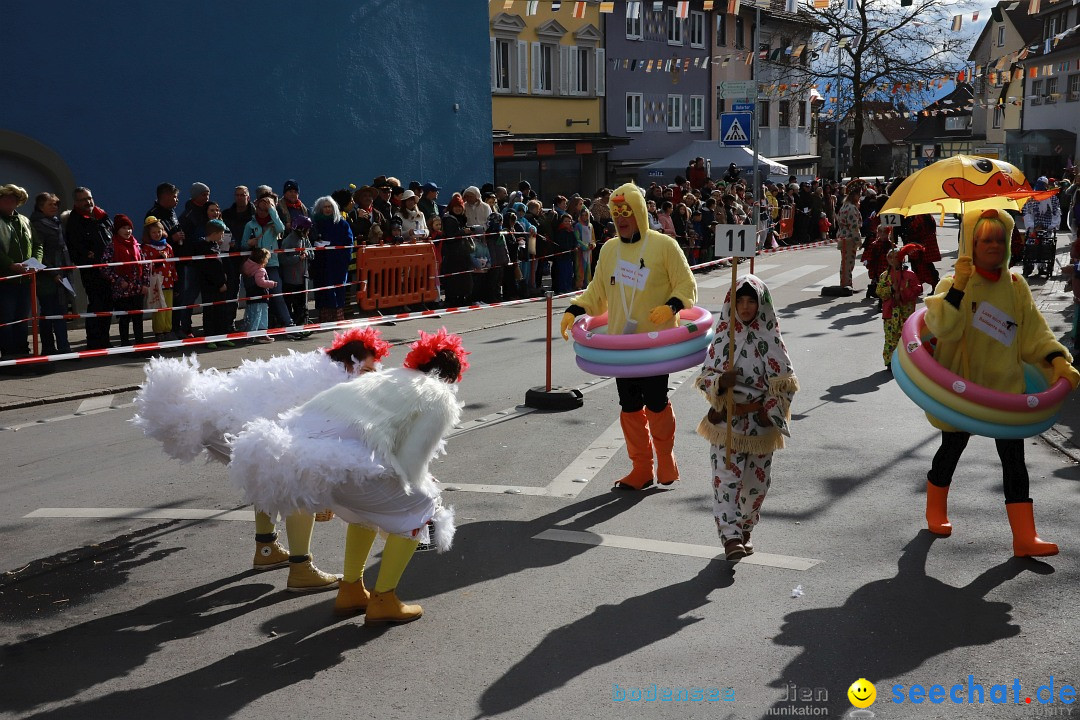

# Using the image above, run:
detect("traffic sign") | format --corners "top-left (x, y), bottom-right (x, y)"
top-left (717, 81), bottom-right (754, 99)
top-left (715, 223), bottom-right (756, 258)
top-left (732, 102), bottom-right (754, 112)
top-left (719, 112), bottom-right (752, 146)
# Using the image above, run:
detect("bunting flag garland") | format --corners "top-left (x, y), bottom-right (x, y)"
top-left (1028, 0), bottom-right (1040, 13)
top-left (846, 0), bottom-right (855, 11)
top-left (627, 1), bottom-right (641, 19)
top-left (972, 11), bottom-right (979, 21)
top-left (653, 1), bottom-right (664, 11)
top-left (600, 1), bottom-right (615, 12)
top-left (526, 0), bottom-right (539, 15)
top-left (728, 0), bottom-right (741, 15)
top-left (785, 0), bottom-right (798, 11)
top-left (677, 0), bottom-right (690, 18)
top-left (703, 0), bottom-right (714, 8)
top-left (503, 0), bottom-right (514, 9)
top-left (551, 0), bottom-right (561, 10)
top-left (813, 0), bottom-right (829, 7)
top-left (572, 1), bottom-right (586, 18)
top-left (951, 15), bottom-right (962, 31)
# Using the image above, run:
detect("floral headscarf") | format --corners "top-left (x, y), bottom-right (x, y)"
top-left (695, 274), bottom-right (798, 452)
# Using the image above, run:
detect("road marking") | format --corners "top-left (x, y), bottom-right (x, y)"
top-left (444, 368), bottom-right (697, 496)
top-left (24, 507), bottom-right (254, 521)
top-left (75, 395), bottom-right (117, 414)
top-left (533, 528), bottom-right (821, 571)
top-left (2, 400), bottom-right (134, 432)
top-left (802, 265), bottom-right (867, 292)
top-left (698, 264), bottom-right (777, 289)
top-left (760, 264), bottom-right (826, 290)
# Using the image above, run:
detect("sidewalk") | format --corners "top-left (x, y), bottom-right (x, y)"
top-left (0, 297), bottom-right (563, 410)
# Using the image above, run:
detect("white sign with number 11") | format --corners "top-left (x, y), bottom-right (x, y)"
top-left (714, 224), bottom-right (756, 258)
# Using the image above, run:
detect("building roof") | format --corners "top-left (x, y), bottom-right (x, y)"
top-left (906, 84), bottom-right (975, 142)
top-left (855, 101), bottom-right (915, 144)
top-left (967, 2), bottom-right (1043, 62)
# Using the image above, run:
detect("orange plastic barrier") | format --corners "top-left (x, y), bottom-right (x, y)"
top-left (778, 207), bottom-right (794, 240)
top-left (356, 243), bottom-right (439, 311)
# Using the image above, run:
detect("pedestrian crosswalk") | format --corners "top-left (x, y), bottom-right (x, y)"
top-left (696, 257), bottom-right (882, 295)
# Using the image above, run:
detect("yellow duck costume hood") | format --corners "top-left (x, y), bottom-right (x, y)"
top-left (609, 181), bottom-right (651, 236)
top-left (958, 207), bottom-right (1014, 267)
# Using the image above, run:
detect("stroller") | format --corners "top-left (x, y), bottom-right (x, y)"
top-left (1021, 228), bottom-right (1057, 278)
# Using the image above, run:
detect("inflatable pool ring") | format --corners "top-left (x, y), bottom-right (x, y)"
top-left (571, 305), bottom-right (712, 350)
top-left (900, 307), bottom-right (1070, 413)
top-left (892, 349), bottom-right (1056, 439)
top-left (573, 327), bottom-right (715, 366)
top-left (576, 349), bottom-right (709, 378)
top-left (896, 343), bottom-right (1059, 426)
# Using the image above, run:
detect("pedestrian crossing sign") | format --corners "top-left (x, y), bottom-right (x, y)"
top-left (720, 112), bottom-right (752, 146)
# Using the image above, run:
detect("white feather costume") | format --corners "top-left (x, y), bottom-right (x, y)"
top-left (227, 367), bottom-right (461, 551)
top-left (132, 350), bottom-right (352, 463)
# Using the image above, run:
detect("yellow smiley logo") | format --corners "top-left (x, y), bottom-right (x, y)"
top-left (847, 678), bottom-right (876, 708)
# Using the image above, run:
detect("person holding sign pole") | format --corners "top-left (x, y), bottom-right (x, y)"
top-left (560, 183), bottom-right (697, 490)
top-left (695, 274), bottom-right (798, 561)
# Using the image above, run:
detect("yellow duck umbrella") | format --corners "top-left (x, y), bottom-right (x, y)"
top-left (879, 155), bottom-right (1053, 225)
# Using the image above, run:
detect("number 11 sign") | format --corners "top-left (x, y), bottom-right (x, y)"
top-left (714, 224), bottom-right (756, 258)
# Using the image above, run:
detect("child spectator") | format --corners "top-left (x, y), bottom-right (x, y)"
top-left (242, 247), bottom-right (276, 343)
top-left (860, 225), bottom-right (895, 302)
top-left (573, 208), bottom-right (594, 290)
top-left (552, 212), bottom-right (576, 294)
top-left (102, 214), bottom-right (150, 346)
top-left (141, 216), bottom-right (177, 341)
top-left (875, 244), bottom-right (923, 370)
top-left (200, 219), bottom-right (232, 348)
top-left (279, 214), bottom-right (313, 326)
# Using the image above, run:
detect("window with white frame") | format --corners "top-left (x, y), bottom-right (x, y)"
top-left (992, 106), bottom-right (1003, 128)
top-left (997, 25), bottom-right (1005, 46)
top-left (626, 92), bottom-right (643, 132)
top-left (491, 13), bottom-right (527, 95)
top-left (532, 42), bottom-right (554, 94)
top-left (1069, 74), bottom-right (1080, 101)
top-left (690, 11), bottom-right (705, 48)
top-left (689, 95), bottom-right (705, 131)
top-left (944, 116), bottom-right (970, 130)
top-left (492, 39), bottom-right (512, 92)
top-left (667, 7), bottom-right (684, 45)
top-left (626, 8), bottom-right (642, 39)
top-left (716, 14), bottom-right (727, 46)
top-left (667, 94), bottom-right (683, 131)
top-left (1031, 79), bottom-right (1043, 104)
top-left (571, 46), bottom-right (591, 95)
top-left (1046, 76), bottom-right (1059, 102)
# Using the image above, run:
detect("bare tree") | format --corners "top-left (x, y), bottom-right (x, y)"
top-left (775, 0), bottom-right (969, 174)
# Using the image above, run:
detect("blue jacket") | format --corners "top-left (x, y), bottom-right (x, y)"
top-left (242, 207), bottom-right (285, 267)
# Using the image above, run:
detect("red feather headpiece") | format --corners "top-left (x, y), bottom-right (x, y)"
top-left (403, 328), bottom-right (470, 381)
top-left (327, 326), bottom-right (390, 361)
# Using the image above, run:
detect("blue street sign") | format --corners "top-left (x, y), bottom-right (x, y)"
top-left (719, 112), bottom-right (752, 146)
top-left (732, 102), bottom-right (754, 112)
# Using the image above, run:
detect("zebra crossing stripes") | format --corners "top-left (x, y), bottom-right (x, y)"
top-left (802, 266), bottom-right (867, 292)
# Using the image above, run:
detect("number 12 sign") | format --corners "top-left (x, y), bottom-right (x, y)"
top-left (714, 224), bottom-right (756, 258)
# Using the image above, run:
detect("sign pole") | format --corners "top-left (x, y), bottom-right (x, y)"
top-left (725, 259), bottom-right (737, 467)
top-left (752, 1), bottom-right (761, 269)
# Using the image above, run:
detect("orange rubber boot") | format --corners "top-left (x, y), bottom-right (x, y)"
top-left (616, 410), bottom-right (654, 490)
top-left (1005, 501), bottom-right (1058, 557)
top-left (646, 404), bottom-right (679, 485)
top-left (925, 481), bottom-right (952, 537)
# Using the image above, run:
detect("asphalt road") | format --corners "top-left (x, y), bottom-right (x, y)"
top-left (2, 225), bottom-right (1078, 720)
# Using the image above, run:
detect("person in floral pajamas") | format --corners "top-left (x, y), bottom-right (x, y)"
top-left (876, 244), bottom-right (923, 368)
top-left (836, 189), bottom-right (863, 288)
top-left (695, 274), bottom-right (799, 560)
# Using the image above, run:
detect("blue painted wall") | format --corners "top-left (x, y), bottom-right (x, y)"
top-left (2, 1), bottom-right (492, 214)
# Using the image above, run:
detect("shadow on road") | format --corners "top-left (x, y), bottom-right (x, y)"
top-left (820, 368), bottom-right (893, 404)
top-left (759, 530), bottom-right (1052, 718)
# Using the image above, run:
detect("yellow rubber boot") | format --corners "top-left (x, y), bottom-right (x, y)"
top-left (1006, 501), bottom-right (1058, 557)
top-left (645, 404), bottom-right (679, 485)
top-left (335, 524), bottom-right (376, 616)
top-left (615, 410), bottom-right (655, 490)
top-left (925, 482), bottom-right (952, 537)
top-left (366, 534), bottom-right (422, 625)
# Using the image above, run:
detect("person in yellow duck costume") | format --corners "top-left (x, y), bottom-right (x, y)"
top-left (560, 182), bottom-right (698, 490)
top-left (923, 208), bottom-right (1080, 557)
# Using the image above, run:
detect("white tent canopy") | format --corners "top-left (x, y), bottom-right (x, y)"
top-left (638, 141), bottom-right (788, 185)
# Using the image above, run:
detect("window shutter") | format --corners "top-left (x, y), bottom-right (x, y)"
top-left (569, 47), bottom-right (579, 95)
top-left (532, 42), bottom-right (541, 91)
top-left (490, 38), bottom-right (497, 92)
top-left (596, 48), bottom-right (606, 96)
top-left (517, 40), bottom-right (528, 94)
top-left (559, 45), bottom-right (570, 96)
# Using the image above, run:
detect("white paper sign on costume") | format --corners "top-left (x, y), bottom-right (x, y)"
top-left (972, 301), bottom-right (1018, 346)
top-left (715, 224), bottom-right (756, 258)
top-left (615, 258), bottom-right (650, 290)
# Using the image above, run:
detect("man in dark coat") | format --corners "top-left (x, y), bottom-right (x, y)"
top-left (65, 187), bottom-right (114, 348)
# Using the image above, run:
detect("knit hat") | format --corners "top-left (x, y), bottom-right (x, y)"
top-left (206, 218), bottom-right (227, 235)
top-left (283, 179), bottom-right (299, 194)
top-left (113, 214), bottom-right (134, 231)
top-left (191, 182), bottom-right (210, 197)
top-left (291, 214), bottom-right (313, 230)
top-left (0, 184), bottom-right (29, 205)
